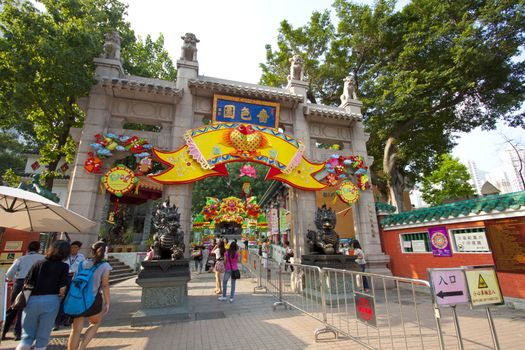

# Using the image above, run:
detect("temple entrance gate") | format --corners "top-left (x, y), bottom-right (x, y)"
top-left (65, 33), bottom-right (390, 275)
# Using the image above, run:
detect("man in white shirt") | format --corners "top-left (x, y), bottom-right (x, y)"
top-left (2, 241), bottom-right (44, 340)
top-left (66, 241), bottom-right (85, 277)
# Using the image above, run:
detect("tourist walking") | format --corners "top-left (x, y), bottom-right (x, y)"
top-left (284, 241), bottom-right (294, 272)
top-left (352, 240), bottom-right (369, 291)
top-left (55, 241), bottom-right (86, 331)
top-left (3, 241), bottom-right (44, 341)
top-left (261, 238), bottom-right (269, 269)
top-left (205, 239), bottom-right (217, 273)
top-left (219, 241), bottom-right (240, 303)
top-left (213, 240), bottom-right (225, 295)
top-left (191, 241), bottom-right (205, 273)
top-left (15, 240), bottom-right (70, 350)
top-left (67, 241), bottom-right (112, 350)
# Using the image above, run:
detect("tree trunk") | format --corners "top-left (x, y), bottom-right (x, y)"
top-left (383, 136), bottom-right (405, 212)
top-left (44, 158), bottom-right (60, 190)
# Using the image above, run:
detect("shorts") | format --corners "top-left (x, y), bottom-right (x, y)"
top-left (73, 292), bottom-right (103, 318)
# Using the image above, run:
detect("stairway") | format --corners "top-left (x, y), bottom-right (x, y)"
top-left (108, 255), bottom-right (137, 285)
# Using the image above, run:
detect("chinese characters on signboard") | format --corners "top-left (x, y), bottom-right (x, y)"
top-left (454, 232), bottom-right (490, 252)
top-left (428, 269), bottom-right (469, 306)
top-left (485, 218), bottom-right (525, 274)
top-left (212, 95), bottom-right (280, 129)
top-left (428, 226), bottom-right (452, 257)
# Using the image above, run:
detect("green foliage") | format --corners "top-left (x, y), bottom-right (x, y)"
top-left (420, 154), bottom-right (475, 206)
top-left (0, 131), bottom-right (26, 177)
top-left (2, 168), bottom-right (21, 187)
top-left (260, 0), bottom-right (525, 204)
top-left (191, 162), bottom-right (270, 214)
top-left (0, 0), bottom-right (176, 189)
top-left (122, 33), bottom-right (177, 81)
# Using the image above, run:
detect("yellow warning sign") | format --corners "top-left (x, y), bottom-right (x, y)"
top-left (478, 275), bottom-right (488, 289)
top-left (465, 267), bottom-right (504, 307)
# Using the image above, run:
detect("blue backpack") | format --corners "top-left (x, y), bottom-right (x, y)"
top-left (64, 262), bottom-right (102, 316)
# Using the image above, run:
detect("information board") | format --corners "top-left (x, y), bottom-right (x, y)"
top-left (464, 267), bottom-right (504, 307)
top-left (485, 217), bottom-right (525, 274)
top-left (428, 268), bottom-right (470, 306)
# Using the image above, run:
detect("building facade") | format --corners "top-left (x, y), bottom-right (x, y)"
top-left (378, 191), bottom-right (525, 307)
top-left (65, 33), bottom-right (389, 273)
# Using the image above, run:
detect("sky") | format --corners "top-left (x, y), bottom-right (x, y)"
top-left (123, 0), bottom-right (524, 174)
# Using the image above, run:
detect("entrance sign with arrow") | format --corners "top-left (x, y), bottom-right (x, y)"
top-left (428, 268), bottom-right (470, 306)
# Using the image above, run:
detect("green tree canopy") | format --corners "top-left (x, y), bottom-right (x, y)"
top-left (260, 0), bottom-right (525, 211)
top-left (122, 33), bottom-right (177, 81)
top-left (0, 0), bottom-right (176, 189)
top-left (0, 130), bottom-right (27, 180)
top-left (420, 154), bottom-right (475, 206)
top-left (191, 162), bottom-right (271, 215)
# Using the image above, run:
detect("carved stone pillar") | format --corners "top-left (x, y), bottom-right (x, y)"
top-left (339, 77), bottom-right (391, 276)
top-left (65, 82), bottom-right (112, 253)
top-left (285, 56), bottom-right (317, 262)
top-left (163, 34), bottom-right (200, 258)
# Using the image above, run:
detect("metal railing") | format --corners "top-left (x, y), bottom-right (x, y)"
top-left (241, 250), bottom-right (445, 350)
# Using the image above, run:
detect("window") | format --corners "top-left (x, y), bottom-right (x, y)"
top-left (450, 228), bottom-right (490, 253)
top-left (400, 232), bottom-right (431, 253)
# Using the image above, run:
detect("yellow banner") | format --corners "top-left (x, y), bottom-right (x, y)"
top-left (150, 123), bottom-right (326, 191)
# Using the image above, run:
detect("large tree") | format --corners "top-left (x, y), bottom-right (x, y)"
top-left (260, 0), bottom-right (525, 211)
top-left (420, 154), bottom-right (475, 206)
top-left (0, 130), bottom-right (27, 179)
top-left (0, 0), bottom-right (176, 190)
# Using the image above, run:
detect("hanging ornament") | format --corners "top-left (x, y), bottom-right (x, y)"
top-left (102, 165), bottom-right (138, 198)
top-left (336, 180), bottom-right (360, 205)
top-left (241, 181), bottom-right (252, 198)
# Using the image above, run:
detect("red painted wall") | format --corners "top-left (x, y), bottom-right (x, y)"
top-left (380, 218), bottom-right (525, 300)
top-left (381, 221), bottom-right (495, 280)
top-left (1, 228), bottom-right (40, 253)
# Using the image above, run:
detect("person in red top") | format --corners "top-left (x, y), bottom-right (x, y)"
top-left (218, 241), bottom-right (240, 303)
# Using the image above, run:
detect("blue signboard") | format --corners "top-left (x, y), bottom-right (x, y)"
top-left (212, 95), bottom-right (280, 129)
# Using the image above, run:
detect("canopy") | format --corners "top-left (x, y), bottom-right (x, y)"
top-left (0, 186), bottom-right (96, 233)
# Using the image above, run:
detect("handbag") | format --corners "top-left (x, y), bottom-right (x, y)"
top-left (191, 249), bottom-right (202, 258)
top-left (228, 255), bottom-right (240, 279)
top-left (11, 288), bottom-right (32, 310)
top-left (214, 260), bottom-right (225, 273)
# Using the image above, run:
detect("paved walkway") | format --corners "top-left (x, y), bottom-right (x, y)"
top-left (1, 269), bottom-right (524, 349)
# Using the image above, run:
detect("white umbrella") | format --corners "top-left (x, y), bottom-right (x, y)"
top-left (0, 186), bottom-right (96, 233)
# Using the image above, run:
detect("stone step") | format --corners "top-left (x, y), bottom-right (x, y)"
top-left (109, 262), bottom-right (128, 269)
top-left (110, 270), bottom-right (135, 279)
top-left (106, 256), bottom-right (137, 285)
top-left (109, 273), bottom-right (137, 285)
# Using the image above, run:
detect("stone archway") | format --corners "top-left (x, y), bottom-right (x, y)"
top-left (66, 33), bottom-right (390, 275)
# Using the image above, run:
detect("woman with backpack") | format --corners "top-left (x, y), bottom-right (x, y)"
top-left (15, 240), bottom-right (70, 350)
top-left (218, 241), bottom-right (240, 303)
top-left (67, 241), bottom-right (112, 350)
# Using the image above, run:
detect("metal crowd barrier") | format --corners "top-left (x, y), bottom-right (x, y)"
top-left (241, 251), bottom-right (446, 350)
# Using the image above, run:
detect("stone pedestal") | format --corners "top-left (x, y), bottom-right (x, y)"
top-left (301, 254), bottom-right (359, 305)
top-left (131, 259), bottom-right (191, 327)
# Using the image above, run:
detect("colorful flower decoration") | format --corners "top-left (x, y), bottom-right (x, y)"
top-left (196, 196), bottom-right (264, 226)
top-left (84, 152), bottom-right (103, 174)
top-left (245, 196), bottom-right (261, 219)
top-left (85, 133), bottom-right (153, 175)
top-left (239, 164), bottom-right (258, 179)
top-left (322, 154), bottom-right (371, 204)
top-left (202, 197), bottom-right (220, 221)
